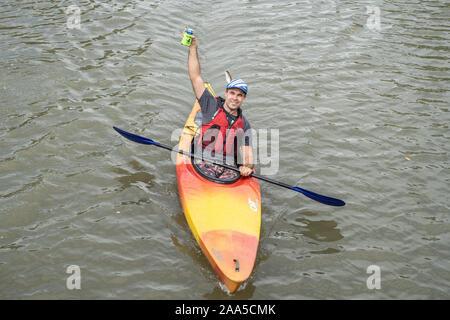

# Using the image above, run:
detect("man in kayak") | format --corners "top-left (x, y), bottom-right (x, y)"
top-left (186, 32), bottom-right (254, 177)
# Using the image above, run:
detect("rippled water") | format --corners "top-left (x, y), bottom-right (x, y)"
top-left (1, 0), bottom-right (449, 299)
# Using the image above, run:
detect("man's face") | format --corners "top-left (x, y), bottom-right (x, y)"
top-left (224, 88), bottom-right (246, 111)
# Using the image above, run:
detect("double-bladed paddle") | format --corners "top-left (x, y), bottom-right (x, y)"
top-left (113, 126), bottom-right (345, 207)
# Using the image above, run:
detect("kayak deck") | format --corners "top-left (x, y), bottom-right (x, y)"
top-left (176, 83), bottom-right (261, 293)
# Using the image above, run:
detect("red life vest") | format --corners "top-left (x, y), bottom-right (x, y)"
top-left (196, 98), bottom-right (244, 156)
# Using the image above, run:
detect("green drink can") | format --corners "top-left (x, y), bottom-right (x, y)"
top-left (181, 29), bottom-right (194, 46)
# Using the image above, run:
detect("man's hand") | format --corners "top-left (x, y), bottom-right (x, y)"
top-left (239, 165), bottom-right (253, 177)
top-left (239, 145), bottom-right (254, 177)
top-left (182, 28), bottom-right (197, 47)
top-left (189, 34), bottom-right (197, 47)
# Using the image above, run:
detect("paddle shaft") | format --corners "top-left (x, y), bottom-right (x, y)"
top-left (147, 139), bottom-right (308, 185)
top-left (113, 126), bottom-right (345, 206)
top-left (114, 127), bottom-right (288, 179)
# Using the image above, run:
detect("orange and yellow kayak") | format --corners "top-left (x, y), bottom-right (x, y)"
top-left (176, 83), bottom-right (261, 293)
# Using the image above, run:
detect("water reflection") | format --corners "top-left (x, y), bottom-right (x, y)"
top-left (297, 215), bottom-right (344, 255)
top-left (264, 209), bottom-right (344, 256)
top-left (297, 218), bottom-right (343, 243)
top-left (111, 160), bottom-right (155, 191)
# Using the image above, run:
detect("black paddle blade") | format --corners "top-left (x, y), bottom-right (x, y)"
top-left (291, 186), bottom-right (345, 206)
top-left (113, 126), bottom-right (157, 146)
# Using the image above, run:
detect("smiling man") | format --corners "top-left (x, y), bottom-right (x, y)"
top-left (186, 32), bottom-right (254, 177)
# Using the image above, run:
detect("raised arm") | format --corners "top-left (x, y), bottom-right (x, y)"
top-left (187, 34), bottom-right (205, 99)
